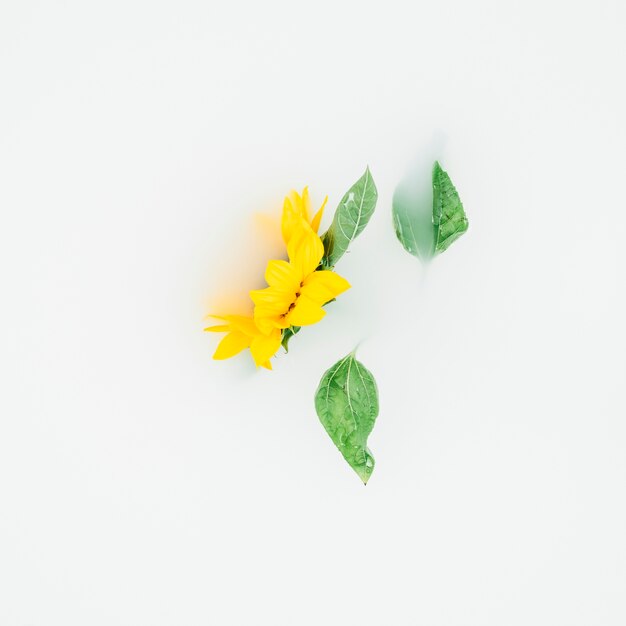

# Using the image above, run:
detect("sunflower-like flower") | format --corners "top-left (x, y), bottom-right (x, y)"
top-left (251, 219), bottom-right (350, 334)
top-left (204, 315), bottom-right (281, 369)
top-left (206, 189), bottom-right (346, 370)
top-left (281, 187), bottom-right (327, 244)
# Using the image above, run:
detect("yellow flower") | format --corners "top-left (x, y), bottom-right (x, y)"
top-left (204, 315), bottom-right (282, 369)
top-left (281, 187), bottom-right (328, 244)
top-left (251, 220), bottom-right (350, 334)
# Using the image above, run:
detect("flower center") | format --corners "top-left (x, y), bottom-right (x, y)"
top-left (280, 284), bottom-right (303, 318)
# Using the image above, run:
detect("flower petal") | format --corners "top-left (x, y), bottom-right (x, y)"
top-left (250, 286), bottom-right (293, 315)
top-left (221, 315), bottom-right (258, 336)
top-left (310, 195), bottom-right (327, 233)
top-left (254, 313), bottom-right (289, 335)
top-left (287, 294), bottom-right (326, 326)
top-left (213, 331), bottom-right (251, 360)
top-left (281, 188), bottom-right (327, 243)
top-left (301, 270), bottom-right (351, 305)
top-left (300, 186), bottom-right (311, 222)
top-left (281, 197), bottom-right (299, 244)
top-left (204, 324), bottom-right (230, 333)
top-left (288, 189), bottom-right (305, 214)
top-left (250, 328), bottom-right (282, 366)
top-left (264, 259), bottom-right (300, 292)
top-left (287, 220), bottom-right (324, 279)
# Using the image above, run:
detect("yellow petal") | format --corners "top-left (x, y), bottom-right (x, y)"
top-left (254, 312), bottom-right (289, 334)
top-left (252, 314), bottom-right (287, 336)
top-left (310, 195), bottom-right (327, 233)
top-left (261, 360), bottom-right (272, 370)
top-left (250, 328), bottom-right (282, 366)
top-left (213, 331), bottom-right (251, 360)
top-left (286, 294), bottom-right (326, 326)
top-left (281, 198), bottom-right (299, 244)
top-left (288, 189), bottom-right (304, 214)
top-left (264, 259), bottom-right (300, 292)
top-left (253, 307), bottom-right (288, 324)
top-left (281, 188), bottom-right (327, 243)
top-left (221, 315), bottom-right (258, 336)
top-left (250, 286), bottom-right (294, 315)
top-left (287, 220), bottom-right (324, 279)
top-left (204, 324), bottom-right (230, 333)
top-left (301, 270), bottom-right (351, 305)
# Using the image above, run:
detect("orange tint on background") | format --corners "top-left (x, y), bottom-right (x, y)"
top-left (203, 187), bottom-right (329, 324)
top-left (203, 203), bottom-right (287, 322)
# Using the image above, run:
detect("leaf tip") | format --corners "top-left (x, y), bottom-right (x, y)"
top-left (357, 468), bottom-right (373, 485)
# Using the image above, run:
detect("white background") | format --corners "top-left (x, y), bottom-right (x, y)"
top-left (1, 1), bottom-right (625, 624)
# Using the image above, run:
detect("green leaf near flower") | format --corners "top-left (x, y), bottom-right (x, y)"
top-left (321, 167), bottom-right (378, 268)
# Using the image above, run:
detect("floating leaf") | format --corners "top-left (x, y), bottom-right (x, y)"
top-left (393, 160), bottom-right (468, 259)
top-left (321, 167), bottom-right (378, 268)
top-left (314, 351), bottom-right (379, 484)
top-left (432, 161), bottom-right (468, 253)
top-left (392, 186), bottom-right (432, 260)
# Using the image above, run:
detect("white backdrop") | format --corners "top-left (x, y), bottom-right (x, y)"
top-left (1, 1), bottom-right (625, 624)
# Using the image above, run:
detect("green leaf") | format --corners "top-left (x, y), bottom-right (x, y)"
top-left (321, 167), bottom-right (378, 268)
top-left (392, 160), bottom-right (468, 259)
top-left (314, 351), bottom-right (379, 484)
top-left (432, 161), bottom-right (468, 253)
top-left (392, 185), bottom-right (433, 260)
top-left (281, 326), bottom-right (300, 352)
